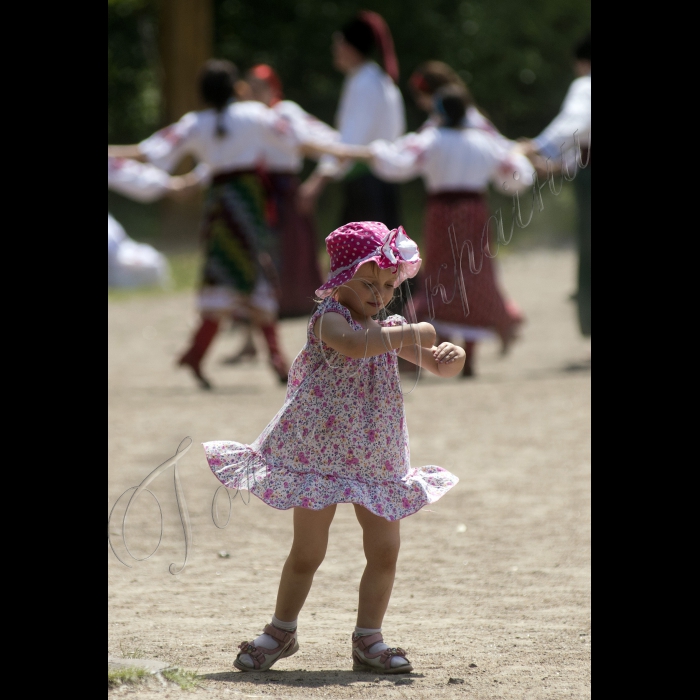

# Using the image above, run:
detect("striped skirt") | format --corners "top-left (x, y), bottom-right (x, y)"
top-left (198, 171), bottom-right (278, 317)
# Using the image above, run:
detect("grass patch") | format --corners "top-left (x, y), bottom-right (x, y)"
top-left (161, 668), bottom-right (201, 690)
top-left (108, 664), bottom-right (201, 691)
top-left (167, 251), bottom-right (200, 291)
top-left (108, 666), bottom-right (148, 688)
top-left (118, 642), bottom-right (149, 659)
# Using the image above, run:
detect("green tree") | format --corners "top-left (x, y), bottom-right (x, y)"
top-left (108, 0), bottom-right (160, 143)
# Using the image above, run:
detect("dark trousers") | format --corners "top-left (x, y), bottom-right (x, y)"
top-left (341, 173), bottom-right (411, 314)
top-left (341, 173), bottom-right (401, 230)
top-left (574, 164), bottom-right (591, 337)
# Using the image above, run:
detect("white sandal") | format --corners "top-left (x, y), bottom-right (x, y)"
top-left (233, 624), bottom-right (298, 672)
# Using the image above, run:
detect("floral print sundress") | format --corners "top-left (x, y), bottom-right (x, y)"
top-left (203, 298), bottom-right (458, 521)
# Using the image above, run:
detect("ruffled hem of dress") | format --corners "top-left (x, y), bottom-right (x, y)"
top-left (203, 441), bottom-right (459, 522)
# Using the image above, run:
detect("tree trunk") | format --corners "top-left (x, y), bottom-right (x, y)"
top-left (159, 0), bottom-right (213, 247)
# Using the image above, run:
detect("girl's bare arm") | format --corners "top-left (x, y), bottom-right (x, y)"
top-left (313, 312), bottom-right (436, 360)
top-left (398, 342), bottom-right (466, 378)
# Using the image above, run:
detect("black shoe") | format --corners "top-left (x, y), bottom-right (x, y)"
top-left (179, 357), bottom-right (213, 390)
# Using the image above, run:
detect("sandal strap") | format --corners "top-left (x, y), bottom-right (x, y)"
top-left (237, 641), bottom-right (266, 669)
top-left (379, 647), bottom-right (409, 669)
top-left (263, 623), bottom-right (295, 645)
top-left (352, 632), bottom-right (384, 651)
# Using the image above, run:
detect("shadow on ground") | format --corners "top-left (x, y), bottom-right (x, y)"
top-left (202, 669), bottom-right (422, 688)
top-left (109, 384), bottom-right (268, 398)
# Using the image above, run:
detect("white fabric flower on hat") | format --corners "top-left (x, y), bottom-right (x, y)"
top-left (395, 229), bottom-right (419, 262)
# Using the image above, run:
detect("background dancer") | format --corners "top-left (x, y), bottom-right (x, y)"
top-left (298, 11), bottom-right (405, 228)
top-left (522, 33), bottom-right (591, 341)
top-left (109, 60), bottom-right (309, 388)
top-left (399, 59), bottom-right (514, 342)
top-left (327, 85), bottom-right (535, 377)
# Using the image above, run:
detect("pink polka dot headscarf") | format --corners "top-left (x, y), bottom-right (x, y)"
top-left (315, 221), bottom-right (422, 299)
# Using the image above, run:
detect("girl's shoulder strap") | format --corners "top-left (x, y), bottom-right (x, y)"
top-left (308, 298), bottom-right (358, 339)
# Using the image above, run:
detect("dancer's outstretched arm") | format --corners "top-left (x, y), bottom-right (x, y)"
top-left (108, 156), bottom-right (204, 202)
top-left (108, 145), bottom-right (146, 160)
top-left (301, 142), bottom-right (372, 161)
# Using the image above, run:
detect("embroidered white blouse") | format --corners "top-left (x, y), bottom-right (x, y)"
top-left (318, 61), bottom-right (406, 179)
top-left (369, 126), bottom-right (535, 195)
top-left (138, 101), bottom-right (300, 177)
top-left (533, 74), bottom-right (591, 160)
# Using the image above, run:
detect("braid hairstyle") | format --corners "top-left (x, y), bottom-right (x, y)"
top-left (199, 59), bottom-right (239, 138)
top-left (433, 84), bottom-right (471, 129)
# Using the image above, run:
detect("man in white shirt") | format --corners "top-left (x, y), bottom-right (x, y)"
top-left (298, 12), bottom-right (406, 229)
top-left (523, 33), bottom-right (591, 338)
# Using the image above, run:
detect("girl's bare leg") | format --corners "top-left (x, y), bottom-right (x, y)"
top-left (274, 505), bottom-right (337, 621)
top-left (353, 505), bottom-right (401, 629)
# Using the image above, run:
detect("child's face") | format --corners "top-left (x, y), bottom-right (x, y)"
top-left (336, 263), bottom-right (397, 318)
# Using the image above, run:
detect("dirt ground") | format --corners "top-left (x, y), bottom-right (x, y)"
top-left (108, 248), bottom-right (591, 699)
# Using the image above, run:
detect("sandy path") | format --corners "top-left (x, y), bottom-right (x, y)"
top-left (108, 249), bottom-right (591, 699)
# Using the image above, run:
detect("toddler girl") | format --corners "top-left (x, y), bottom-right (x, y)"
top-left (204, 221), bottom-right (464, 674)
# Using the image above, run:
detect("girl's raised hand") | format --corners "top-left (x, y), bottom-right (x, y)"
top-left (432, 342), bottom-right (464, 364)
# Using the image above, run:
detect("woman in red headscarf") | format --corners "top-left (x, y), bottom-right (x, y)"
top-left (298, 11), bottom-right (406, 228)
top-left (248, 65), bottom-right (338, 318)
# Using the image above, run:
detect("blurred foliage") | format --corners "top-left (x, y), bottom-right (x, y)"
top-left (108, 0), bottom-right (589, 142)
top-left (215, 0), bottom-right (589, 137)
top-left (108, 0), bottom-right (161, 143)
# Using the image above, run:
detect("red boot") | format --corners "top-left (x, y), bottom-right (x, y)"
top-left (178, 317), bottom-right (219, 389)
top-left (259, 323), bottom-right (289, 384)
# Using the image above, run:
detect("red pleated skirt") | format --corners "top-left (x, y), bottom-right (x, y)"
top-left (415, 191), bottom-right (521, 336)
top-left (268, 173), bottom-right (323, 318)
